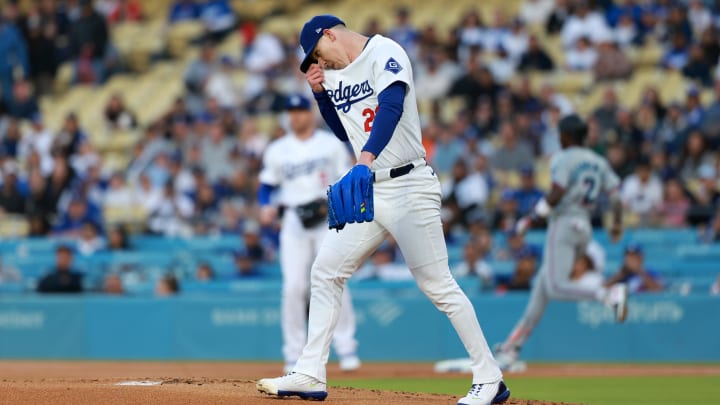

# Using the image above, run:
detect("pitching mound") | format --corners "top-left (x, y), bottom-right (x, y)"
top-left (5, 361), bottom-right (717, 404)
top-left (2, 378), bottom-right (569, 404)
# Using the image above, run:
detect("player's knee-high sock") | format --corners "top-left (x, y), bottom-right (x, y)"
top-left (411, 260), bottom-right (503, 384)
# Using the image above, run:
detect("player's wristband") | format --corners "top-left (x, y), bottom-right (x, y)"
top-left (533, 198), bottom-right (551, 218)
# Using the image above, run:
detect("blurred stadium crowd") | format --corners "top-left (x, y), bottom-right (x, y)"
top-left (0, 0), bottom-right (719, 296)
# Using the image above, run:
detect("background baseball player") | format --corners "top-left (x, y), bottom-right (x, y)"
top-left (257, 15), bottom-right (509, 405)
top-left (493, 115), bottom-right (629, 372)
top-left (258, 94), bottom-right (360, 374)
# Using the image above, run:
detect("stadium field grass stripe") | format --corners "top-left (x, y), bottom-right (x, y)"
top-left (332, 375), bottom-right (720, 405)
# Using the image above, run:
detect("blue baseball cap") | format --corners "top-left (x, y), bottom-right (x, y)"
top-left (285, 94), bottom-right (312, 111)
top-left (625, 243), bottom-right (644, 255)
top-left (299, 14), bottom-right (345, 73)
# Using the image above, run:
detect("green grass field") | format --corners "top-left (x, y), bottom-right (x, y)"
top-left (333, 375), bottom-right (720, 404)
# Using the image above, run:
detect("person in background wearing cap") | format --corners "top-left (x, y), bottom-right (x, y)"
top-left (232, 248), bottom-right (261, 278)
top-left (256, 93), bottom-right (360, 375)
top-left (491, 189), bottom-right (521, 232)
top-left (36, 245), bottom-right (84, 293)
top-left (494, 114), bottom-right (628, 373)
top-left (495, 246), bottom-right (538, 292)
top-left (496, 229), bottom-right (541, 262)
top-left (605, 244), bottom-right (663, 293)
top-left (257, 15), bottom-right (509, 405)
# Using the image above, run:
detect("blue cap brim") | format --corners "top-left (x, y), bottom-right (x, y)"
top-left (300, 40), bottom-right (320, 73)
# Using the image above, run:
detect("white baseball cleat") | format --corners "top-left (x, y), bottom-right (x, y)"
top-left (607, 283), bottom-right (628, 323)
top-left (457, 380), bottom-right (510, 405)
top-left (339, 354), bottom-right (361, 371)
top-left (256, 372), bottom-right (328, 401)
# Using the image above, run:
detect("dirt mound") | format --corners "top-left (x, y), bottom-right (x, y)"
top-left (1, 378), bottom-right (572, 404)
top-left (2, 361), bottom-right (717, 404)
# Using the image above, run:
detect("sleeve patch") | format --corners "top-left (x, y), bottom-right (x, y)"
top-left (384, 57), bottom-right (403, 74)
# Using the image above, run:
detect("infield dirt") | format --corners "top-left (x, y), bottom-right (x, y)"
top-left (1, 361), bottom-right (717, 404)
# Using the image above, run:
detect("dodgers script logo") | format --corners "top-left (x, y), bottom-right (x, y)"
top-left (327, 80), bottom-right (374, 113)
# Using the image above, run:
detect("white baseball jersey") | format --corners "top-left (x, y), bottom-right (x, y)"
top-left (259, 129), bottom-right (351, 207)
top-left (549, 146), bottom-right (620, 219)
top-left (321, 35), bottom-right (425, 170)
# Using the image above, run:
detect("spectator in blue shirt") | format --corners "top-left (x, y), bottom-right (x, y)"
top-left (605, 244), bottom-right (663, 293)
top-left (513, 165), bottom-right (544, 216)
top-left (52, 196), bottom-right (102, 237)
top-left (684, 87), bottom-right (705, 128)
top-left (661, 32), bottom-right (690, 71)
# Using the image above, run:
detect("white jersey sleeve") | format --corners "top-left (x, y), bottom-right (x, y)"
top-left (371, 40), bottom-right (413, 94)
top-left (259, 143), bottom-right (281, 186)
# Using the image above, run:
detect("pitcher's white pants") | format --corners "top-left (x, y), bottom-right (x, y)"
top-left (280, 210), bottom-right (358, 364)
top-left (293, 165), bottom-right (502, 383)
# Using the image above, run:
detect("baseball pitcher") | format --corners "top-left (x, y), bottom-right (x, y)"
top-left (257, 15), bottom-right (509, 405)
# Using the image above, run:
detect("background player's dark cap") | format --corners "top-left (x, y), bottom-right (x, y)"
top-left (285, 94), bottom-right (312, 111)
top-left (624, 243), bottom-right (644, 256)
top-left (558, 114), bottom-right (587, 141)
top-left (299, 14), bottom-right (345, 73)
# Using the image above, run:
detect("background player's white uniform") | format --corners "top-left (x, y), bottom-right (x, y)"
top-left (500, 146), bottom-right (621, 355)
top-left (291, 35), bottom-right (502, 386)
top-left (259, 129), bottom-right (358, 369)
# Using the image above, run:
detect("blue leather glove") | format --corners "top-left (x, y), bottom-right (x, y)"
top-left (326, 165), bottom-right (374, 231)
top-left (327, 184), bottom-right (346, 231)
top-left (353, 165), bottom-right (374, 223)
